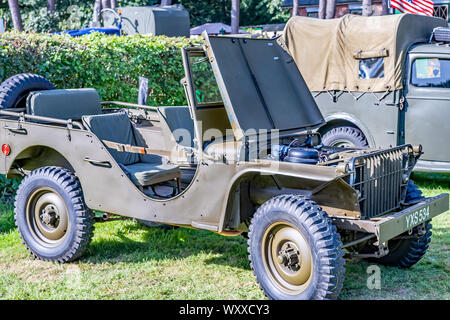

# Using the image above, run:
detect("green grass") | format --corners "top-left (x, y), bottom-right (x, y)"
top-left (0, 173), bottom-right (448, 300)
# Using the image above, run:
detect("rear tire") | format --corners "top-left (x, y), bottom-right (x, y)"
top-left (321, 126), bottom-right (368, 148)
top-left (0, 73), bottom-right (55, 110)
top-left (248, 195), bottom-right (345, 300)
top-left (14, 166), bottom-right (94, 263)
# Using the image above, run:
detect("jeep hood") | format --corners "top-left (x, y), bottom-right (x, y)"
top-left (202, 33), bottom-right (325, 140)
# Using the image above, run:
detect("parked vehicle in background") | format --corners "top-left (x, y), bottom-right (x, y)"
top-left (282, 13), bottom-right (450, 173)
top-left (60, 5), bottom-right (190, 37)
top-left (102, 4), bottom-right (190, 37)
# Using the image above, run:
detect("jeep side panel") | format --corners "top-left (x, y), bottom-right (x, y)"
top-left (1, 118), bottom-right (347, 232)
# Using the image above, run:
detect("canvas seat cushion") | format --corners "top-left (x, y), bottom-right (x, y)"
top-left (82, 112), bottom-right (140, 165)
top-left (121, 162), bottom-right (181, 187)
top-left (158, 106), bottom-right (195, 148)
top-left (27, 88), bottom-right (101, 120)
top-left (83, 111), bottom-right (181, 187)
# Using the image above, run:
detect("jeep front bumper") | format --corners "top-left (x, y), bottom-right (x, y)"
top-left (333, 193), bottom-right (449, 244)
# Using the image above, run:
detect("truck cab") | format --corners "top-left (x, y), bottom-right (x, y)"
top-left (404, 43), bottom-right (450, 172)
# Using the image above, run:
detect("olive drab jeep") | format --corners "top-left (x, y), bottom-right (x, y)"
top-left (0, 32), bottom-right (448, 300)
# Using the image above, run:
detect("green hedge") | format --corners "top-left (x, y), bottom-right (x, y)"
top-left (0, 32), bottom-right (199, 106)
top-left (0, 32), bottom-right (200, 204)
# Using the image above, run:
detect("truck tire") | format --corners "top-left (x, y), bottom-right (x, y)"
top-left (374, 221), bottom-right (432, 268)
top-left (321, 126), bottom-right (368, 148)
top-left (369, 181), bottom-right (431, 268)
top-left (0, 73), bottom-right (55, 110)
top-left (404, 180), bottom-right (424, 205)
top-left (14, 166), bottom-right (94, 263)
top-left (248, 195), bottom-right (345, 300)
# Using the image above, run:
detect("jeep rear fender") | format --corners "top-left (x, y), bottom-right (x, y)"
top-left (7, 145), bottom-right (74, 178)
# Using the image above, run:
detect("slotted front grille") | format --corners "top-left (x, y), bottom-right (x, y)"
top-left (349, 147), bottom-right (408, 219)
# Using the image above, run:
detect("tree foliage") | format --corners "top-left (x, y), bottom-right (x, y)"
top-left (0, 0), bottom-right (289, 33)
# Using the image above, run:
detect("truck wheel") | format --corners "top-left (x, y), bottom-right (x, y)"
top-left (404, 180), bottom-right (424, 205)
top-left (368, 181), bottom-right (430, 268)
top-left (14, 166), bottom-right (94, 263)
top-left (374, 221), bottom-right (432, 268)
top-left (248, 195), bottom-right (345, 300)
top-left (0, 73), bottom-right (55, 110)
top-left (321, 126), bottom-right (368, 148)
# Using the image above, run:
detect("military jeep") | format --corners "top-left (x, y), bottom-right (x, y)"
top-left (0, 33), bottom-right (448, 300)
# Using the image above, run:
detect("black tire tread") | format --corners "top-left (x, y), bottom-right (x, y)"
top-left (377, 222), bottom-right (432, 269)
top-left (321, 126), bottom-right (368, 148)
top-left (248, 195), bottom-right (345, 300)
top-left (372, 181), bottom-right (431, 268)
top-left (14, 166), bottom-right (94, 263)
top-left (0, 73), bottom-right (55, 109)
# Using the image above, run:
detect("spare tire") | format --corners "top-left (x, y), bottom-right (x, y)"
top-left (0, 73), bottom-right (55, 110)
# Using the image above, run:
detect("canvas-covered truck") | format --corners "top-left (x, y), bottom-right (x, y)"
top-left (282, 13), bottom-right (450, 173)
top-left (0, 33), bottom-right (448, 300)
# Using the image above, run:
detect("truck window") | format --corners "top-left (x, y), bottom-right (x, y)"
top-left (358, 57), bottom-right (384, 79)
top-left (411, 58), bottom-right (450, 88)
top-left (190, 56), bottom-right (223, 105)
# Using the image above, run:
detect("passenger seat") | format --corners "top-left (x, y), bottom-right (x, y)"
top-left (82, 112), bottom-right (181, 190)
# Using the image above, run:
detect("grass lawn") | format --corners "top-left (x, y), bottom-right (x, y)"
top-left (0, 173), bottom-right (448, 300)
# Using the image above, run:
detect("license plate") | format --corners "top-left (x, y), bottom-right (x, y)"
top-left (405, 205), bottom-right (430, 230)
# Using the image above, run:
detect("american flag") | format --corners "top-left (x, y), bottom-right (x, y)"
top-left (390, 0), bottom-right (435, 16)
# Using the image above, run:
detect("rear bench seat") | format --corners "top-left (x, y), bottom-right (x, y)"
top-left (26, 88), bottom-right (101, 120)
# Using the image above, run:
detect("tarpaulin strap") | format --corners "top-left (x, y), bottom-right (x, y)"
top-left (345, 87), bottom-right (366, 101)
top-left (102, 140), bottom-right (172, 157)
top-left (313, 91), bottom-right (322, 98)
top-left (353, 48), bottom-right (389, 59)
top-left (326, 90), bottom-right (344, 103)
top-left (368, 86), bottom-right (392, 105)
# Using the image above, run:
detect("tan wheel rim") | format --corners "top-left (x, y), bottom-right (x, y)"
top-left (26, 187), bottom-right (69, 246)
top-left (261, 222), bottom-right (313, 295)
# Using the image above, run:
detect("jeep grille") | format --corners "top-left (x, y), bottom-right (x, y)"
top-left (348, 146), bottom-right (410, 219)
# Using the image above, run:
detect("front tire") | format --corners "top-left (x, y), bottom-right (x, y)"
top-left (14, 166), bottom-right (94, 263)
top-left (369, 181), bottom-right (431, 268)
top-left (248, 195), bottom-right (345, 300)
top-left (375, 221), bottom-right (432, 268)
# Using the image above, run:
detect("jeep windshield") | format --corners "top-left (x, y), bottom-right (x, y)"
top-left (190, 55), bottom-right (223, 105)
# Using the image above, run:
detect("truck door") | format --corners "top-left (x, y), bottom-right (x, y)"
top-left (405, 53), bottom-right (450, 162)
